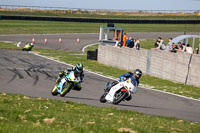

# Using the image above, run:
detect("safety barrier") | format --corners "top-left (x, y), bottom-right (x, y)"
top-left (98, 45), bottom-right (200, 87)
top-left (1, 15), bottom-right (200, 24)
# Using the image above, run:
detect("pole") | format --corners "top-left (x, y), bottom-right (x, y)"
top-left (198, 38), bottom-right (200, 54)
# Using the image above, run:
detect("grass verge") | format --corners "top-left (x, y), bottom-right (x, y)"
top-left (1, 92), bottom-right (200, 133)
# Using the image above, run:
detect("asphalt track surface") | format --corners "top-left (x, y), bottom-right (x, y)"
top-left (0, 33), bottom-right (200, 122)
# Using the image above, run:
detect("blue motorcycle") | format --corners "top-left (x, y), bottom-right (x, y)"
top-left (51, 71), bottom-right (81, 97)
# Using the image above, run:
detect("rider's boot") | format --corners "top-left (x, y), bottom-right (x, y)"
top-left (73, 84), bottom-right (82, 91)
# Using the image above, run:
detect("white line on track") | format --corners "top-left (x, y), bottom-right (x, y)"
top-left (82, 43), bottom-right (98, 53)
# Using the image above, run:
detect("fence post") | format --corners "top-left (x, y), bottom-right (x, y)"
top-left (146, 50), bottom-right (151, 75)
top-left (185, 54), bottom-right (193, 84)
top-left (199, 39), bottom-right (200, 54)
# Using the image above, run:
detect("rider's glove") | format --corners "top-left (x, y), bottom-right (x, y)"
top-left (59, 72), bottom-right (64, 77)
top-left (121, 77), bottom-right (126, 81)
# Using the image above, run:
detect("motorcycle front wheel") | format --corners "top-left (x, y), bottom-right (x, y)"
top-left (113, 91), bottom-right (128, 105)
top-left (60, 82), bottom-right (72, 97)
top-left (51, 85), bottom-right (59, 96)
top-left (100, 93), bottom-right (107, 103)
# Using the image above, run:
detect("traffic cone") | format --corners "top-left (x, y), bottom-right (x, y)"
top-left (32, 38), bottom-right (35, 43)
top-left (44, 38), bottom-right (47, 44)
top-left (59, 38), bottom-right (62, 43)
top-left (77, 38), bottom-right (80, 44)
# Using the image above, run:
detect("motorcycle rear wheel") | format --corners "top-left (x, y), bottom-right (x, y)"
top-left (113, 91), bottom-right (128, 105)
top-left (51, 85), bottom-right (59, 96)
top-left (60, 82), bottom-right (72, 97)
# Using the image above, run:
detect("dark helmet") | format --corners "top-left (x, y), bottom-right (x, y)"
top-left (75, 63), bottom-right (83, 73)
top-left (133, 69), bottom-right (142, 79)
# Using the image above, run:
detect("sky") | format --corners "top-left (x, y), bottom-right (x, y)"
top-left (0, 0), bottom-right (200, 11)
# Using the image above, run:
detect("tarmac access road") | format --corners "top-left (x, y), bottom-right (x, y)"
top-left (0, 33), bottom-right (200, 122)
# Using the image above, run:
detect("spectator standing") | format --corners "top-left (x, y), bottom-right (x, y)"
top-left (196, 47), bottom-right (199, 54)
top-left (134, 39), bottom-right (140, 50)
top-left (154, 37), bottom-right (160, 48)
top-left (114, 39), bottom-right (121, 47)
top-left (177, 42), bottom-right (186, 52)
top-left (166, 37), bottom-right (173, 51)
top-left (154, 37), bottom-right (162, 47)
top-left (154, 37), bottom-right (165, 50)
top-left (185, 44), bottom-right (193, 54)
top-left (128, 38), bottom-right (135, 48)
top-left (122, 33), bottom-right (128, 47)
top-left (170, 43), bottom-right (178, 53)
top-left (126, 37), bottom-right (132, 47)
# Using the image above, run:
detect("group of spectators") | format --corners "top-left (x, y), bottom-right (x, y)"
top-left (114, 34), bottom-right (199, 54)
top-left (153, 37), bottom-right (197, 54)
top-left (115, 33), bottom-right (140, 50)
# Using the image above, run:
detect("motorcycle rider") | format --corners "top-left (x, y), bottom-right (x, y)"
top-left (56, 63), bottom-right (84, 91)
top-left (22, 43), bottom-right (34, 51)
top-left (106, 69), bottom-right (142, 101)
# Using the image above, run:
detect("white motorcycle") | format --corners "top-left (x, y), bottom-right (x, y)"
top-left (100, 78), bottom-right (134, 105)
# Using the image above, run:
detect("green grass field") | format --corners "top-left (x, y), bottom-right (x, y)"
top-left (1, 92), bottom-right (200, 133)
top-left (0, 20), bottom-right (200, 34)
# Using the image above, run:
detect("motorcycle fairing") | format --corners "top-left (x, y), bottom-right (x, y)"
top-left (57, 78), bottom-right (66, 93)
top-left (105, 78), bottom-right (134, 102)
top-left (105, 83), bottom-right (122, 102)
top-left (66, 71), bottom-right (80, 83)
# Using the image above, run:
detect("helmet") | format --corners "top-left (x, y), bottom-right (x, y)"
top-left (75, 63), bottom-right (83, 73)
top-left (133, 69), bottom-right (142, 79)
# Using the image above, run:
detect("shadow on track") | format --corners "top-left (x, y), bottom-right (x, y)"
top-left (65, 95), bottom-right (156, 110)
top-left (65, 96), bottom-right (100, 102)
top-left (118, 103), bottom-right (155, 109)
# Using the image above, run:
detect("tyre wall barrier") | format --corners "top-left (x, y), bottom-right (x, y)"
top-left (1, 15), bottom-right (200, 24)
top-left (87, 49), bottom-right (98, 60)
top-left (98, 45), bottom-right (200, 87)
